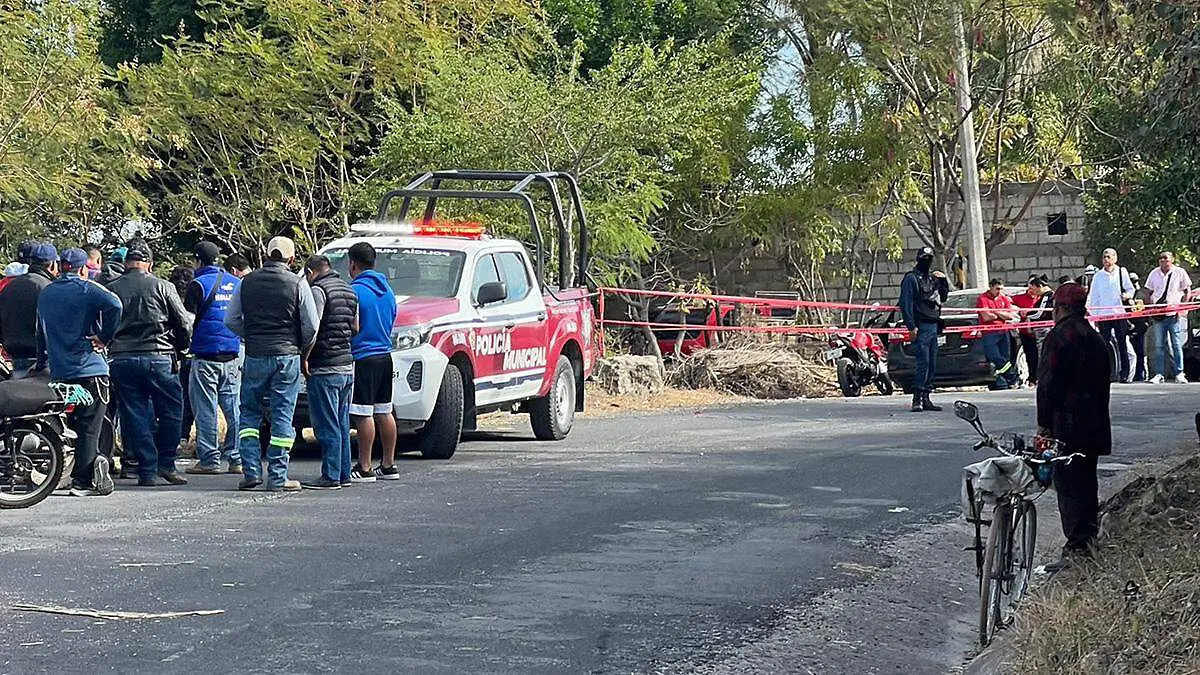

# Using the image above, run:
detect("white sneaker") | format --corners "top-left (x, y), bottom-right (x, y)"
top-left (1175, 374), bottom-right (1189, 384)
top-left (93, 456), bottom-right (115, 496)
top-left (1150, 374), bottom-right (1165, 384)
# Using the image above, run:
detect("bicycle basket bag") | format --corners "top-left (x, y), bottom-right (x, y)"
top-left (961, 456), bottom-right (1036, 520)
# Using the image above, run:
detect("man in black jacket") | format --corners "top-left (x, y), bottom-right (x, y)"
top-left (299, 255), bottom-right (358, 490)
top-left (1037, 282), bottom-right (1111, 570)
top-left (0, 243), bottom-right (58, 375)
top-left (898, 247), bottom-right (950, 412)
top-left (107, 239), bottom-right (193, 487)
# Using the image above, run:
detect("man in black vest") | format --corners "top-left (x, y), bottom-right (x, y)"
top-left (107, 239), bottom-right (193, 487)
top-left (224, 236), bottom-right (318, 492)
top-left (898, 247), bottom-right (950, 413)
top-left (299, 255), bottom-right (359, 490)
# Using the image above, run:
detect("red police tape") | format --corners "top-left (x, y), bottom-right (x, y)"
top-left (596, 286), bottom-right (1200, 340)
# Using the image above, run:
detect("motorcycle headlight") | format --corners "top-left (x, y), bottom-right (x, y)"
top-left (391, 325), bottom-right (430, 351)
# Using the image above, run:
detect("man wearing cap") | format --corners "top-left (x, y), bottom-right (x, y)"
top-left (107, 239), bottom-right (193, 487)
top-left (898, 247), bottom-right (950, 412)
top-left (32, 248), bottom-right (123, 496)
top-left (99, 246), bottom-right (126, 285)
top-left (1037, 282), bottom-right (1111, 571)
top-left (224, 236), bottom-right (318, 492)
top-left (184, 242), bottom-right (244, 475)
top-left (0, 243), bottom-right (58, 376)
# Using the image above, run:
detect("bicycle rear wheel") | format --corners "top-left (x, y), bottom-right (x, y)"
top-left (979, 502), bottom-right (1010, 647)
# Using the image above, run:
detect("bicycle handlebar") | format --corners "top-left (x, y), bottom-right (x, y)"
top-left (974, 433), bottom-right (1082, 464)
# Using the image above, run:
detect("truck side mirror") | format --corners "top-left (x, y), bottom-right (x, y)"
top-left (476, 281), bottom-right (507, 306)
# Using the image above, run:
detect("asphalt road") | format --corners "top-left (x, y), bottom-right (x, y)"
top-left (0, 385), bottom-right (1195, 674)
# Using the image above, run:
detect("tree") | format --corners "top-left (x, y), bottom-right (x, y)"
top-left (542, 0), bottom-right (769, 70)
top-left (765, 0), bottom-right (1092, 287)
top-left (367, 39), bottom-right (761, 274)
top-left (115, 0), bottom-right (535, 260)
top-left (1075, 1), bottom-right (1200, 271)
top-left (99, 0), bottom-right (204, 66)
top-left (0, 0), bottom-right (146, 251)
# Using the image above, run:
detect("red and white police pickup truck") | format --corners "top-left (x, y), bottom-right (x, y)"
top-left (308, 170), bottom-right (597, 459)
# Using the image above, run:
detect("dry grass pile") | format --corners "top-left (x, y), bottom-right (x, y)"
top-left (668, 344), bottom-right (838, 399)
top-left (1012, 455), bottom-right (1200, 674)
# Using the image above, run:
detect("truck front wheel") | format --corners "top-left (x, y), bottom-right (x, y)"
top-left (414, 365), bottom-right (464, 459)
top-left (529, 355), bottom-right (576, 441)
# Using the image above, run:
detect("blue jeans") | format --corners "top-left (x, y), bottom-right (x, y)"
top-left (1153, 316), bottom-right (1186, 377)
top-left (237, 355), bottom-right (301, 486)
top-left (111, 354), bottom-right (183, 480)
top-left (913, 322), bottom-right (939, 393)
top-left (190, 356), bottom-right (242, 469)
top-left (307, 373), bottom-right (353, 483)
top-left (982, 332), bottom-right (1017, 389)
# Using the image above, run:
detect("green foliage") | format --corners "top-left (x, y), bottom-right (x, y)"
top-left (367, 39), bottom-right (761, 281)
top-left (542, 0), bottom-right (768, 70)
top-left (99, 0), bottom-right (203, 66)
top-left (116, 0), bottom-right (537, 261)
top-left (0, 0), bottom-right (146, 251)
top-left (1075, 1), bottom-right (1200, 269)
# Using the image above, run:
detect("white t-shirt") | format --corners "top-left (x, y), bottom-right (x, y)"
top-left (1086, 266), bottom-right (1133, 317)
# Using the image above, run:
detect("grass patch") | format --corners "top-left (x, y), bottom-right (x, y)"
top-left (1011, 456), bottom-right (1200, 673)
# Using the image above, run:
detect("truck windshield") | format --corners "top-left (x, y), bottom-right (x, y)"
top-left (322, 247), bottom-right (467, 298)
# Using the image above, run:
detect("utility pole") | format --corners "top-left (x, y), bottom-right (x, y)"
top-left (953, 3), bottom-right (989, 288)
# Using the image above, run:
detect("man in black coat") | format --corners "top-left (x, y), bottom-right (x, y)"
top-left (1036, 281), bottom-right (1111, 569)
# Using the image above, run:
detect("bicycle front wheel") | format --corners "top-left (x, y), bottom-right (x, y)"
top-left (979, 502), bottom-right (1010, 647)
top-left (1006, 501), bottom-right (1037, 610)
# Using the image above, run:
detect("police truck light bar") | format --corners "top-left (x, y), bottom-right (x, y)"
top-left (349, 220), bottom-right (487, 239)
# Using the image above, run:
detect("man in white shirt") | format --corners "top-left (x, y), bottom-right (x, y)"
top-left (1086, 248), bottom-right (1135, 382)
top-left (1144, 251), bottom-right (1193, 383)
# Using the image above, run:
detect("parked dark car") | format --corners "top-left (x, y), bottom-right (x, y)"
top-left (886, 286), bottom-right (1025, 393)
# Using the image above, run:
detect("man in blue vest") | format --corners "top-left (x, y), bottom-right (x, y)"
top-left (34, 248), bottom-right (123, 496)
top-left (184, 241), bottom-right (244, 475)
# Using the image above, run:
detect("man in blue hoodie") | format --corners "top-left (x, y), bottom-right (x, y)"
top-left (34, 248), bottom-right (123, 497)
top-left (184, 241), bottom-right (243, 475)
top-left (347, 242), bottom-right (399, 482)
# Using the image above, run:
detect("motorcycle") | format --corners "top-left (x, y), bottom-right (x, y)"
top-left (826, 315), bottom-right (894, 397)
top-left (0, 364), bottom-right (84, 509)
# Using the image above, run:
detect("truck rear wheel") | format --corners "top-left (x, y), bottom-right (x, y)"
top-left (529, 355), bottom-right (576, 441)
top-left (414, 365), bottom-right (464, 460)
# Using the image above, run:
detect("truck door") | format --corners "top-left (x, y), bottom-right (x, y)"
top-left (494, 251), bottom-right (549, 400)
top-left (469, 251), bottom-right (549, 405)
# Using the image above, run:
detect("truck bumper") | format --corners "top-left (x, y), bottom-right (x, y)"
top-left (390, 345), bottom-right (448, 423)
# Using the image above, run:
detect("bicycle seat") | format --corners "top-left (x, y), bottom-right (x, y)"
top-left (0, 377), bottom-right (57, 417)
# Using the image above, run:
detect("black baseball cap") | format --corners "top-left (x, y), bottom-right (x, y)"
top-left (124, 239), bottom-right (153, 263)
top-left (194, 241), bottom-right (221, 266)
top-left (916, 247), bottom-right (934, 260)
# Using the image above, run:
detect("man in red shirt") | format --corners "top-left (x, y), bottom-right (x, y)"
top-left (976, 278), bottom-right (1020, 389)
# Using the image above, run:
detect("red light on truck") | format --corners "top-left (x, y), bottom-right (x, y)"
top-left (413, 220), bottom-right (486, 239)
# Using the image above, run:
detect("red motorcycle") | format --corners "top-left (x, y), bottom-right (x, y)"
top-left (826, 315), bottom-right (894, 397)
